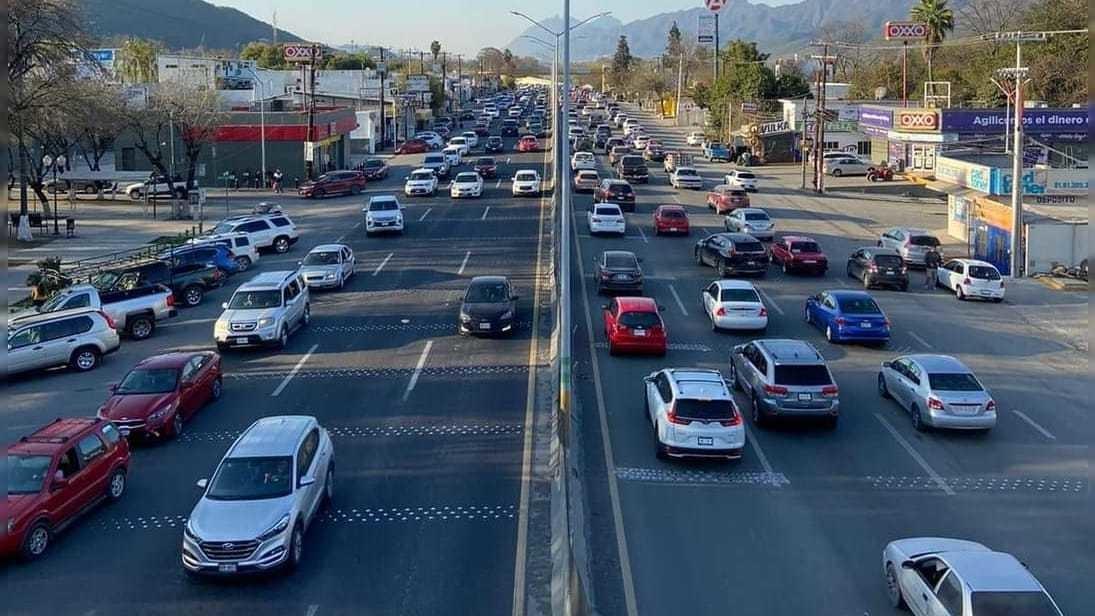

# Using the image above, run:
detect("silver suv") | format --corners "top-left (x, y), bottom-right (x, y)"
top-left (878, 227), bottom-right (942, 267)
top-left (7, 308), bottom-right (120, 376)
top-left (214, 271), bottom-right (310, 350)
top-left (182, 415), bottom-right (334, 575)
top-left (728, 339), bottom-right (840, 428)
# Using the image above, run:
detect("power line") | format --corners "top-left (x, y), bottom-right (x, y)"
top-left (813, 29), bottom-right (1087, 52)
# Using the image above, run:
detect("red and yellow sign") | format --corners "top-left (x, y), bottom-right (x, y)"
top-left (894, 108), bottom-right (940, 133)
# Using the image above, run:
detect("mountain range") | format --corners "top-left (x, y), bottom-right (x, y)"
top-left (505, 0), bottom-right (925, 61)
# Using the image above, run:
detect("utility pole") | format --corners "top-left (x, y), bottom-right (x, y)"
top-left (713, 12), bottom-right (720, 82)
top-left (811, 47), bottom-right (835, 194)
top-left (442, 52), bottom-right (448, 113)
top-left (379, 47), bottom-right (387, 150)
top-left (305, 44), bottom-right (319, 179)
top-left (902, 41), bottom-right (908, 107)
top-left (419, 50), bottom-right (425, 74)
top-left (675, 49), bottom-right (684, 123)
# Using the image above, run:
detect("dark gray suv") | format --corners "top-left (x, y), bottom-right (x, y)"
top-left (728, 339), bottom-right (840, 428)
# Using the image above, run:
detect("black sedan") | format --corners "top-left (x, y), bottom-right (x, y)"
top-left (595, 250), bottom-right (644, 295)
top-left (484, 136), bottom-right (505, 153)
top-left (459, 276), bottom-right (519, 336)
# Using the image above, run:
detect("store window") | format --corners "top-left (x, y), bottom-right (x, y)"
top-left (857, 141), bottom-right (871, 157)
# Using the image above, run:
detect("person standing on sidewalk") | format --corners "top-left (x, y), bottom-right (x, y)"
top-left (924, 247), bottom-right (942, 288)
top-left (272, 169), bottom-right (284, 194)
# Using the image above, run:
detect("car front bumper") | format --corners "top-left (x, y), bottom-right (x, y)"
top-left (303, 276), bottom-right (341, 288)
top-left (181, 533), bottom-right (290, 575)
top-left (597, 278), bottom-right (643, 293)
top-left (459, 317), bottom-right (515, 335)
top-left (215, 325), bottom-right (280, 347)
top-left (366, 219), bottom-right (404, 233)
top-left (450, 189), bottom-right (481, 198)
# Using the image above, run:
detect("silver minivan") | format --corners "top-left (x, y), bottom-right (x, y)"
top-left (728, 339), bottom-right (840, 428)
top-left (7, 308), bottom-right (120, 376)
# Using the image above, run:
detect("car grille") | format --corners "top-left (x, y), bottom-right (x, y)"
top-left (112, 419), bottom-right (147, 430)
top-left (230, 322), bottom-right (257, 332)
top-left (199, 539), bottom-right (260, 561)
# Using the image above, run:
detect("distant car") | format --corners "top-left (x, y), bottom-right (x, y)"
top-left (403, 168), bottom-right (439, 197)
top-left (669, 167), bottom-right (704, 190)
top-left (484, 136), bottom-right (504, 153)
top-left (769, 235), bottom-right (828, 275)
top-left (603, 296), bottom-right (666, 356)
top-left (881, 538), bottom-right (1061, 614)
top-left (703, 142), bottom-right (731, 162)
top-left (804, 290), bottom-right (891, 345)
top-left (652, 204), bottom-right (689, 235)
top-left (571, 151), bottom-right (596, 171)
top-left (458, 276), bottom-right (518, 336)
top-left (363, 195), bottom-right (405, 235)
top-left (460, 131), bottom-right (479, 148)
top-left (724, 208), bottom-right (774, 241)
top-left (421, 153), bottom-right (451, 178)
top-left (299, 243), bottom-right (356, 289)
top-left (594, 250), bottom-right (643, 295)
top-left (603, 137), bottom-right (625, 155)
top-left (394, 139), bottom-right (429, 155)
top-left (632, 134), bottom-right (651, 150)
top-left (879, 355), bottom-right (997, 432)
top-left (441, 146), bottom-right (463, 169)
top-left (724, 169), bottom-right (758, 191)
top-left (936, 258), bottom-right (1005, 302)
top-left (447, 136), bottom-right (470, 156)
top-left (878, 227), bottom-right (943, 266)
top-left (847, 247), bottom-right (909, 290)
top-left (702, 279), bottom-right (768, 331)
top-left (643, 142), bottom-right (665, 161)
top-left (511, 170), bottom-right (541, 196)
top-left (414, 132), bottom-right (444, 149)
top-left (644, 368), bottom-right (744, 460)
top-left (608, 146), bottom-right (631, 166)
top-left (587, 203), bottom-right (626, 236)
top-left (594, 179), bottom-right (635, 211)
top-left (686, 131), bottom-right (706, 146)
top-left (573, 169), bottom-right (600, 193)
top-left (694, 233), bottom-right (768, 277)
top-left (502, 119), bottom-right (519, 136)
top-left (360, 158), bottom-right (389, 180)
top-left (450, 172), bottom-right (484, 199)
top-left (297, 171), bottom-right (366, 199)
top-left (616, 155), bottom-right (649, 183)
top-left (517, 135), bottom-right (539, 152)
top-left (474, 157), bottom-right (498, 179)
top-left (706, 185), bottom-right (750, 214)
top-left (98, 351), bottom-right (222, 440)
top-left (728, 338), bottom-right (840, 428)
top-left (825, 157), bottom-right (871, 176)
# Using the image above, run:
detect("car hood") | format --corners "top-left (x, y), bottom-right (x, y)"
top-left (219, 307), bottom-right (281, 323)
top-left (406, 179), bottom-right (435, 187)
top-left (461, 301), bottom-right (513, 318)
top-left (188, 494), bottom-right (296, 542)
top-left (299, 264), bottom-right (340, 277)
top-left (100, 392), bottom-right (176, 420)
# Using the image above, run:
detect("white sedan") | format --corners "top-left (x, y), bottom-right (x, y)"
top-left (511, 170), bottom-right (541, 197)
top-left (449, 172), bottom-right (483, 199)
top-left (702, 280), bottom-right (768, 331)
top-left (571, 151), bottom-right (596, 172)
top-left (936, 258), bottom-right (1005, 302)
top-left (686, 131), bottom-right (705, 146)
top-left (447, 137), bottom-right (471, 156)
top-left (587, 203), bottom-right (625, 236)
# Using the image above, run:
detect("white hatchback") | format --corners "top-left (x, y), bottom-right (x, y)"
top-left (587, 203), bottom-right (626, 236)
top-left (936, 259), bottom-right (1005, 302)
top-left (687, 131), bottom-right (705, 146)
top-left (702, 279), bottom-right (768, 331)
top-left (724, 169), bottom-right (758, 192)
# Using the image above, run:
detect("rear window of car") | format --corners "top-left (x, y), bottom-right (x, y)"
top-left (618, 311), bottom-right (660, 328)
top-left (874, 254), bottom-right (904, 268)
top-left (909, 235), bottom-right (940, 247)
top-left (744, 212), bottom-right (769, 221)
top-left (737, 172), bottom-right (756, 179)
top-left (730, 190), bottom-right (747, 197)
top-left (720, 288), bottom-right (760, 302)
top-left (365, 160), bottom-right (384, 168)
top-left (610, 184), bottom-right (634, 195)
top-left (661, 209), bottom-right (685, 219)
top-left (604, 253), bottom-right (637, 268)
top-left (790, 241), bottom-right (820, 253)
top-left (928, 372), bottom-right (984, 391)
top-left (620, 157), bottom-right (644, 166)
top-left (477, 158), bottom-right (495, 165)
top-left (773, 365), bottom-right (833, 386)
top-left (733, 240), bottom-right (764, 253)
top-left (837, 296), bottom-right (882, 314)
top-left (424, 155), bottom-right (444, 163)
top-left (595, 206), bottom-right (621, 216)
top-left (675, 398), bottom-right (735, 421)
top-left (968, 265), bottom-right (1001, 280)
top-left (970, 591), bottom-right (1059, 615)
top-left (677, 168), bottom-right (698, 176)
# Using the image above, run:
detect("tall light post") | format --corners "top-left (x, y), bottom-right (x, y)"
top-left (42, 154), bottom-right (66, 235)
top-left (243, 66), bottom-right (268, 188)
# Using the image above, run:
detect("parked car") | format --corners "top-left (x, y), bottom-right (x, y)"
top-left (474, 156), bottom-right (498, 178)
top-left (450, 172), bottom-right (484, 199)
top-left (297, 171), bottom-right (366, 198)
top-left (363, 195), bottom-right (405, 235)
top-left (724, 208), bottom-right (775, 241)
top-left (694, 233), bottom-right (768, 277)
top-left (702, 279), bottom-right (768, 331)
top-left (804, 290), bottom-right (891, 345)
top-left (724, 169), bottom-right (758, 191)
top-left (644, 368), bottom-right (744, 460)
top-left (706, 185), bottom-right (751, 214)
top-left (91, 260), bottom-right (223, 308)
top-left (394, 139), bottom-right (429, 155)
top-left (769, 235), bottom-right (827, 275)
top-left (209, 212), bottom-right (300, 254)
top-left (12, 283), bottom-right (176, 341)
top-left (587, 203), bottom-right (626, 236)
top-left (603, 296), bottom-right (666, 356)
top-left (881, 538), bottom-right (1061, 614)
top-left (517, 135), bottom-right (540, 152)
top-left (703, 142), bottom-right (731, 162)
top-left (878, 227), bottom-right (943, 266)
top-left (213, 271), bottom-right (310, 351)
top-left (936, 258), bottom-right (1005, 302)
top-left (485, 136), bottom-right (505, 153)
top-left (652, 204), bottom-right (690, 235)
top-left (847, 247), bottom-right (909, 290)
top-left (359, 158), bottom-right (389, 180)
top-left (878, 355), bottom-right (997, 432)
top-left (573, 169), bottom-right (600, 193)
top-left (182, 415), bottom-right (334, 575)
top-left (594, 250), bottom-right (643, 295)
top-left (571, 151), bottom-right (596, 171)
top-left (616, 155), bottom-right (649, 183)
top-left (669, 167), bottom-right (704, 190)
top-left (98, 351), bottom-right (222, 439)
top-left (824, 157), bottom-right (871, 176)
top-left (457, 276), bottom-right (519, 336)
top-left (728, 338), bottom-right (840, 428)
top-left (594, 179), bottom-right (636, 211)
top-left (403, 168), bottom-right (439, 197)
top-left (511, 170), bottom-right (541, 197)
top-left (125, 175), bottom-right (195, 200)
top-left (299, 244), bottom-right (356, 289)
top-left (160, 243), bottom-right (240, 276)
top-left (3, 418), bottom-right (130, 560)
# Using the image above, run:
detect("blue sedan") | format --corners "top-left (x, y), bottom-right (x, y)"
top-left (804, 290), bottom-right (890, 345)
top-left (160, 244), bottom-right (240, 275)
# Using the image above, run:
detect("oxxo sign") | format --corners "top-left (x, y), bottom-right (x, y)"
top-left (284, 44), bottom-right (322, 62)
top-left (884, 21), bottom-right (928, 41)
top-left (705, 0), bottom-right (726, 12)
top-left (894, 108), bottom-right (940, 132)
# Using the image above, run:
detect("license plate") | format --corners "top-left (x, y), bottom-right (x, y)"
top-left (861, 322), bottom-right (872, 328)
top-left (803, 260), bottom-right (817, 264)
top-left (797, 393), bottom-right (812, 401)
top-left (218, 564), bottom-right (238, 573)
top-left (478, 323), bottom-right (491, 330)
top-left (119, 427), bottom-right (131, 436)
top-left (634, 329), bottom-right (647, 337)
top-left (697, 436), bottom-right (714, 446)
top-left (234, 337), bottom-right (249, 344)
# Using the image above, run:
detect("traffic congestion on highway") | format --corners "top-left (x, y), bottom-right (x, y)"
top-left (5, 85), bottom-right (1089, 616)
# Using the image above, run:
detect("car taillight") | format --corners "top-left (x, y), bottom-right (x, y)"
top-left (665, 405), bottom-right (691, 425)
top-left (720, 413), bottom-right (742, 427)
top-left (99, 311), bottom-right (116, 330)
top-left (165, 293), bottom-right (176, 307)
top-left (821, 385), bottom-right (839, 397)
top-left (763, 384), bottom-right (788, 397)
top-left (758, 307), bottom-right (767, 317)
top-left (715, 307), bottom-right (726, 316)
top-left (883, 318), bottom-right (891, 327)
top-left (868, 264), bottom-right (879, 272)
top-left (835, 317), bottom-right (846, 326)
top-left (927, 396), bottom-right (945, 410)
top-left (600, 272), bottom-right (612, 280)
top-left (985, 399), bottom-right (997, 411)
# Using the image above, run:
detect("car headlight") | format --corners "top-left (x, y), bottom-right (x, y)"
top-left (325, 273), bottom-right (336, 280)
top-left (257, 514), bottom-right (291, 542)
top-left (500, 309), bottom-right (514, 320)
top-left (184, 520), bottom-right (201, 541)
top-left (460, 312), bottom-right (472, 323)
top-left (214, 320), bottom-right (228, 335)
top-left (148, 401), bottom-right (176, 422)
top-left (257, 317), bottom-right (275, 328)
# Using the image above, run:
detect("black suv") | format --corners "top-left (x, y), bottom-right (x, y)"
top-left (502, 119), bottom-right (519, 136)
top-left (694, 233), bottom-right (768, 277)
top-left (485, 136), bottom-right (504, 153)
top-left (616, 155), bottom-right (650, 183)
top-left (846, 247), bottom-right (909, 290)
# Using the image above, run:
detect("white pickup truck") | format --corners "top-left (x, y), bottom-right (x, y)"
top-left (11, 284), bottom-right (177, 340)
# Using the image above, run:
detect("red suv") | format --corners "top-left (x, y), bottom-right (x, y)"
top-left (4, 418), bottom-right (130, 560)
top-left (395, 139), bottom-right (429, 155)
top-left (297, 171), bottom-right (367, 198)
top-left (517, 136), bottom-right (540, 152)
top-left (602, 296), bottom-right (667, 356)
top-left (653, 204), bottom-right (690, 235)
top-left (769, 235), bottom-right (828, 275)
top-left (97, 351), bottom-right (223, 440)
top-left (706, 185), bottom-right (750, 214)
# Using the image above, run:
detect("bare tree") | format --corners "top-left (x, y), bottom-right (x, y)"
top-left (817, 21), bottom-right (871, 81)
top-left (958, 0), bottom-right (1032, 36)
top-left (69, 80), bottom-right (127, 172)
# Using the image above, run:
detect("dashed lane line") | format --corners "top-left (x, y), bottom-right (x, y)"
top-left (1012, 410), bottom-right (1057, 440)
top-left (635, 224), bottom-right (649, 243)
top-left (418, 207), bottom-right (432, 222)
top-left (458, 250), bottom-right (471, 275)
top-left (372, 252), bottom-right (393, 276)
top-left (402, 340), bottom-right (434, 401)
top-left (616, 466), bottom-right (790, 487)
top-left (336, 221), bottom-right (362, 243)
top-left (667, 283), bottom-right (689, 316)
top-left (178, 423), bottom-right (525, 443)
top-left (874, 413), bottom-right (955, 496)
top-left (481, 206), bottom-right (491, 220)
top-left (908, 331), bottom-right (934, 350)
top-left (754, 285), bottom-right (785, 316)
top-left (271, 344), bottom-right (318, 397)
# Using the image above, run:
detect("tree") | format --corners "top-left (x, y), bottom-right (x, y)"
top-left (478, 47), bottom-right (505, 76)
top-left (502, 48), bottom-right (515, 74)
top-left (1021, 0), bottom-right (1086, 105)
top-left (610, 36), bottom-right (635, 91)
top-left (957, 0), bottom-right (1031, 36)
top-left (665, 21), bottom-right (684, 63)
top-left (241, 41), bottom-right (289, 69)
top-left (428, 76), bottom-right (446, 114)
top-left (430, 41), bottom-right (441, 62)
top-left (323, 52), bottom-right (374, 70)
top-left (116, 37), bottom-right (162, 84)
top-left (69, 80), bottom-right (128, 173)
top-left (817, 21), bottom-right (870, 81)
top-left (910, 0), bottom-right (955, 81)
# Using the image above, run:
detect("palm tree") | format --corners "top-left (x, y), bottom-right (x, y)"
top-left (430, 40), bottom-right (441, 62)
top-left (910, 0), bottom-right (955, 82)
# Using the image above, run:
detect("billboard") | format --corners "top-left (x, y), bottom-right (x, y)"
top-left (884, 21), bottom-right (929, 40)
top-left (405, 75), bottom-right (430, 93)
top-left (858, 105), bottom-right (893, 137)
top-left (284, 44), bottom-right (323, 62)
top-left (893, 108), bottom-right (940, 132)
top-left (698, 15), bottom-right (715, 44)
top-left (941, 108), bottom-right (1089, 134)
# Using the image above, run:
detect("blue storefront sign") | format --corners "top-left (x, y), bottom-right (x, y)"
top-left (942, 108), bottom-right (1089, 141)
top-left (858, 106), bottom-right (893, 137)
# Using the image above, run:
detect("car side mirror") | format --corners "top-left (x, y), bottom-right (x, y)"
top-left (299, 475), bottom-right (316, 487)
top-left (658, 305), bottom-right (666, 312)
top-left (195, 478), bottom-right (208, 489)
top-left (601, 303), bottom-right (610, 310)
top-left (731, 344), bottom-right (743, 354)
top-left (642, 376), bottom-right (653, 383)
top-left (296, 260), bottom-right (302, 266)
top-left (901, 560), bottom-right (916, 570)
top-left (221, 302), bottom-right (229, 309)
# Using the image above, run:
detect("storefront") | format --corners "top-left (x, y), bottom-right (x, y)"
top-left (885, 108), bottom-right (957, 174)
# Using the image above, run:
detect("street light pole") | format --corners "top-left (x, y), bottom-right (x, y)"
top-left (244, 67), bottom-right (268, 188)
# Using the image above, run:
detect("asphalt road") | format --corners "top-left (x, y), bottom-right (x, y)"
top-left (3, 127), bottom-right (557, 616)
top-left (573, 103), bottom-right (1091, 616)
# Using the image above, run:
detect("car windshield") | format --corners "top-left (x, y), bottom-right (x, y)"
top-left (477, 158), bottom-right (495, 165)
top-left (206, 456), bottom-right (293, 500)
top-left (465, 282), bottom-right (509, 303)
top-left (909, 235), bottom-right (940, 247)
top-left (969, 265), bottom-right (1002, 280)
top-left (516, 173), bottom-right (537, 181)
top-left (8, 455), bottom-right (53, 495)
top-left (774, 365), bottom-right (833, 386)
top-left (604, 253), bottom-right (637, 269)
top-left (677, 169), bottom-right (698, 176)
top-left (675, 398), bottom-right (735, 421)
top-left (928, 372), bottom-right (984, 391)
top-left (303, 251), bottom-right (340, 266)
top-left (370, 200), bottom-right (399, 211)
top-left (744, 212), bottom-right (769, 221)
top-left (39, 292), bottom-right (76, 312)
top-left (790, 241), bottom-right (820, 253)
top-left (228, 290), bottom-right (281, 309)
top-left (618, 311), bottom-right (660, 328)
top-left (314, 174), bottom-right (333, 183)
top-left (211, 222), bottom-right (238, 234)
top-left (410, 172), bottom-right (434, 181)
top-left (424, 156), bottom-right (444, 164)
top-left (737, 172), bottom-right (756, 179)
top-left (970, 591), bottom-right (1059, 615)
top-left (116, 368), bottom-right (179, 394)
top-left (456, 173), bottom-right (479, 183)
top-left (720, 288), bottom-right (761, 303)
top-left (837, 296), bottom-right (882, 314)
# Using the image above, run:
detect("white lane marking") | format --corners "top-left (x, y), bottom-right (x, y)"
top-left (418, 207), bottom-right (432, 222)
top-left (754, 285), bottom-right (785, 316)
top-left (481, 206), bottom-right (491, 220)
top-left (306, 606), bottom-right (319, 616)
top-left (495, 179), bottom-right (502, 189)
top-left (372, 252), bottom-right (393, 276)
top-left (635, 224), bottom-right (648, 243)
top-left (908, 331), bottom-right (933, 350)
top-left (744, 426), bottom-right (784, 487)
top-left (506, 157), bottom-right (511, 164)
top-left (402, 341), bottom-right (433, 402)
top-left (874, 413), bottom-right (955, 496)
top-left (336, 221), bottom-right (362, 242)
top-left (271, 344), bottom-right (318, 397)
top-left (1012, 410), bottom-right (1056, 440)
top-left (668, 284), bottom-right (688, 316)
top-left (458, 250), bottom-right (471, 275)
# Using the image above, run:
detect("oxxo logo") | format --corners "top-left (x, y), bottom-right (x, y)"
top-left (284, 44), bottom-right (322, 62)
top-left (884, 21), bottom-right (928, 40)
top-left (895, 110), bottom-right (939, 132)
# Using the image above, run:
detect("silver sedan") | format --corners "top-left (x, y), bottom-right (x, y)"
top-left (299, 244), bottom-right (355, 290)
top-left (878, 354), bottom-right (997, 431)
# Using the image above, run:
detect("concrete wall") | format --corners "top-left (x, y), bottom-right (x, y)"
top-left (1026, 222), bottom-right (1088, 272)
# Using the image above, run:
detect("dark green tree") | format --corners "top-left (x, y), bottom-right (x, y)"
top-left (430, 40), bottom-right (441, 62)
top-left (610, 36), bottom-right (634, 90)
top-left (665, 21), bottom-right (683, 62)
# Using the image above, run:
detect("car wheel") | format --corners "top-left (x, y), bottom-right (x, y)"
top-left (171, 413), bottom-right (184, 438)
top-left (863, 274), bottom-right (873, 289)
top-left (286, 523), bottom-right (304, 570)
top-left (956, 285), bottom-right (966, 301)
top-left (694, 250), bottom-right (704, 266)
top-left (313, 189), bottom-right (325, 199)
top-left (235, 255), bottom-right (252, 271)
top-left (211, 377), bottom-right (223, 400)
top-left (277, 326), bottom-right (289, 349)
top-left (886, 563), bottom-right (908, 609)
top-left (991, 297), bottom-right (1003, 303)
top-left (718, 258), bottom-right (730, 277)
top-left (106, 468), bottom-right (127, 501)
top-left (302, 304), bottom-right (311, 326)
top-left (273, 236), bottom-right (291, 254)
top-left (878, 373), bottom-right (891, 399)
top-left (127, 315), bottom-right (155, 340)
top-left (20, 521), bottom-right (51, 560)
top-left (825, 325), bottom-right (837, 343)
top-left (70, 347), bottom-right (100, 372)
top-left (654, 429), bottom-right (669, 460)
top-left (803, 305), bottom-right (812, 324)
top-left (831, 168), bottom-right (843, 177)
top-left (728, 363), bottom-right (740, 391)
top-left (911, 404), bottom-right (927, 432)
top-left (183, 285), bottom-right (204, 307)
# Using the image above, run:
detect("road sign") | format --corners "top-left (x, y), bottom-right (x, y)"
top-left (406, 75), bottom-right (430, 93)
top-left (883, 21), bottom-right (928, 41)
top-left (698, 15), bottom-right (715, 44)
top-left (284, 44), bottom-right (322, 62)
top-left (705, 0), bottom-right (726, 12)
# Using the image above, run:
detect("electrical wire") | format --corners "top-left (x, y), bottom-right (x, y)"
top-left (812, 29), bottom-right (1088, 52)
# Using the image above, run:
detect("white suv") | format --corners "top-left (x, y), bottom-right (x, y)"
top-left (209, 213), bottom-right (300, 254)
top-left (7, 308), bottom-right (121, 376)
top-left (404, 168), bottom-right (439, 197)
top-left (214, 271), bottom-right (310, 350)
top-left (363, 195), bottom-right (405, 235)
top-left (511, 170), bottom-right (542, 197)
top-left (644, 368), bottom-right (746, 460)
top-left (183, 415), bottom-right (334, 576)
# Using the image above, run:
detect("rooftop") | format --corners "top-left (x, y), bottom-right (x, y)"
top-left (231, 416), bottom-right (315, 458)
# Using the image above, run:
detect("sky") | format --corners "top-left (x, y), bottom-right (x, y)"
top-left (214, 0), bottom-right (799, 55)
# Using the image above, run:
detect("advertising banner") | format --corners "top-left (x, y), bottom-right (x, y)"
top-left (858, 105), bottom-right (894, 137)
top-left (941, 108), bottom-right (1089, 134)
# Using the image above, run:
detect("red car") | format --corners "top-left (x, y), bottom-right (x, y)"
top-left (97, 351), bottom-right (222, 440)
top-left (395, 139), bottom-right (429, 154)
top-left (4, 417), bottom-right (130, 560)
top-left (769, 235), bottom-right (828, 275)
top-left (474, 156), bottom-right (498, 179)
top-left (706, 185), bottom-right (750, 214)
top-left (297, 170), bottom-right (366, 198)
top-left (594, 179), bottom-right (636, 211)
top-left (517, 136), bottom-right (539, 152)
top-left (653, 204), bottom-right (690, 235)
top-left (602, 296), bottom-right (667, 356)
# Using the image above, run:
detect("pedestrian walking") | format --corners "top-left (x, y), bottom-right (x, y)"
top-left (924, 247), bottom-right (942, 288)
top-left (272, 169), bottom-right (284, 194)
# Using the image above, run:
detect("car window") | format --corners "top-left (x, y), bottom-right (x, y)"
top-left (57, 448), bottom-right (81, 478)
top-left (75, 434), bottom-right (106, 466)
top-left (969, 591), bottom-right (1059, 615)
top-left (909, 235), bottom-right (940, 247)
top-left (270, 217), bottom-right (292, 228)
top-left (207, 456), bottom-right (293, 500)
top-left (60, 293), bottom-right (92, 310)
top-left (675, 398), bottom-right (735, 421)
top-left (618, 311), bottom-right (660, 329)
top-left (837, 296), bottom-right (882, 315)
top-left (791, 242), bottom-right (820, 253)
top-left (465, 281), bottom-right (510, 303)
top-left (604, 253), bottom-right (637, 269)
top-left (229, 290), bottom-right (281, 309)
top-left (296, 429), bottom-right (320, 483)
top-left (875, 254), bottom-right (903, 268)
top-left (933, 570), bottom-right (964, 616)
top-left (928, 373), bottom-right (983, 391)
top-left (822, 295), bottom-right (837, 310)
top-left (9, 326), bottom-right (41, 349)
top-left (288, 279), bottom-right (302, 299)
top-left (916, 557), bottom-right (949, 589)
top-left (968, 265), bottom-right (1001, 280)
top-left (653, 373), bottom-right (672, 403)
top-left (595, 206), bottom-right (621, 216)
top-left (773, 365), bottom-right (832, 386)
top-left (720, 288), bottom-right (761, 303)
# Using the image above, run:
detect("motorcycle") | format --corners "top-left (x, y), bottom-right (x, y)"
top-left (867, 165), bottom-right (894, 182)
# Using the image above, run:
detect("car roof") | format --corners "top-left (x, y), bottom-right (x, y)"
top-left (756, 339), bottom-right (824, 362)
top-left (827, 289), bottom-right (875, 300)
top-left (723, 232), bottom-right (759, 242)
top-left (666, 369), bottom-right (730, 398)
top-left (781, 235), bottom-right (816, 243)
top-left (135, 351), bottom-right (204, 369)
top-left (656, 204), bottom-right (685, 211)
top-left (10, 417), bottom-right (107, 456)
top-left (903, 354), bottom-right (970, 372)
top-left (468, 275), bottom-right (509, 286)
top-left (615, 296), bottom-right (657, 312)
top-left (942, 551), bottom-right (1045, 592)
top-left (603, 249), bottom-right (637, 259)
top-left (594, 203), bottom-right (622, 211)
top-left (951, 258), bottom-right (996, 268)
top-left (370, 195), bottom-right (399, 202)
top-left (238, 270), bottom-right (298, 290)
top-left (455, 172), bottom-right (480, 179)
top-left (740, 208), bottom-right (769, 215)
top-left (409, 168), bottom-right (435, 174)
top-left (229, 415), bottom-right (316, 458)
top-left (10, 307), bottom-right (101, 328)
top-left (309, 244), bottom-right (348, 252)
